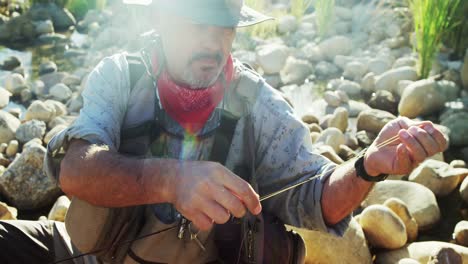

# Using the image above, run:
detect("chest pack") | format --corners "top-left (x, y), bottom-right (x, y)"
top-left (64, 51), bottom-right (305, 264)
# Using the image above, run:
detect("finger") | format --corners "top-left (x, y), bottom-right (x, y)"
top-left (422, 123), bottom-right (448, 152)
top-left (211, 187), bottom-right (246, 218)
top-left (220, 170), bottom-right (261, 215)
top-left (191, 212), bottom-right (214, 231)
top-left (201, 198), bottom-right (231, 224)
top-left (399, 129), bottom-right (426, 163)
top-left (411, 126), bottom-right (440, 157)
top-left (393, 144), bottom-right (413, 174)
top-left (396, 117), bottom-right (414, 129)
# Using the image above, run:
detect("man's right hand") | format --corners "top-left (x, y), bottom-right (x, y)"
top-left (165, 161), bottom-right (262, 231)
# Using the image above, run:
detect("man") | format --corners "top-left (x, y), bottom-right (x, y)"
top-left (0, 0), bottom-right (447, 263)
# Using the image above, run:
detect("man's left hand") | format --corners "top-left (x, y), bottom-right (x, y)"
top-left (364, 117), bottom-right (448, 177)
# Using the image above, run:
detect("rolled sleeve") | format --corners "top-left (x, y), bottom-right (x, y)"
top-left (44, 53), bottom-right (131, 182)
top-left (253, 84), bottom-right (350, 236)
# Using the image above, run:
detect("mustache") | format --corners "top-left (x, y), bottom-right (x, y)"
top-left (189, 52), bottom-right (223, 65)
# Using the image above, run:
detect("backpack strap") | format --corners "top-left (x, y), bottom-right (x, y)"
top-left (126, 53), bottom-right (147, 92)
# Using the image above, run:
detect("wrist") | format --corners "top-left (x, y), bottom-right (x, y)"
top-left (142, 158), bottom-right (178, 204)
top-left (363, 153), bottom-right (381, 177)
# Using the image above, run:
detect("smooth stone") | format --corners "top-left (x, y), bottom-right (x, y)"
top-left (315, 61), bottom-right (340, 80)
top-left (2, 73), bottom-right (27, 96)
top-left (440, 112), bottom-right (468, 147)
top-left (0, 143), bottom-right (7, 153)
top-left (280, 56), bottom-right (313, 85)
top-left (358, 204), bottom-right (407, 249)
top-left (345, 133), bottom-right (359, 150)
top-left (256, 44), bottom-right (290, 74)
top-left (409, 160), bottom-right (468, 197)
top-left (34, 19), bottom-right (54, 35)
top-left (336, 90), bottom-right (349, 103)
top-left (384, 198), bottom-right (418, 243)
top-left (428, 247), bottom-right (462, 264)
top-left (459, 177), bottom-right (468, 204)
top-left (48, 115), bottom-right (76, 129)
top-left (316, 127), bottom-right (346, 153)
top-left (393, 57), bottom-right (417, 69)
top-left (451, 160), bottom-right (466, 169)
top-left (328, 107), bottom-right (348, 132)
top-left (38, 61), bottom-right (58, 76)
top-left (5, 140), bottom-right (18, 158)
top-left (0, 144), bottom-right (61, 209)
top-left (44, 124), bottom-right (67, 145)
top-left (357, 109), bottom-right (396, 135)
top-left (277, 15), bottom-right (297, 34)
top-left (368, 90), bottom-right (398, 115)
top-left (399, 79), bottom-right (459, 118)
top-left (453, 221), bottom-right (468, 247)
top-left (368, 58), bottom-right (392, 75)
top-left (323, 91), bottom-right (341, 107)
top-left (337, 81), bottom-right (362, 99)
top-left (15, 120), bottom-right (47, 144)
top-left (398, 259), bottom-right (421, 264)
top-left (361, 72), bottom-right (376, 93)
top-left (0, 111), bottom-right (20, 144)
top-left (315, 144), bottom-right (344, 164)
top-left (318, 35), bottom-right (353, 60)
top-left (21, 89), bottom-right (32, 103)
top-left (25, 100), bottom-right (56, 122)
top-left (0, 201), bottom-right (17, 220)
top-left (375, 242), bottom-right (468, 264)
top-left (375, 66), bottom-right (418, 94)
top-left (308, 123), bottom-right (322, 133)
top-left (356, 130), bottom-right (376, 148)
top-left (363, 180), bottom-right (440, 230)
top-left (40, 72), bottom-right (69, 91)
top-left (0, 87), bottom-right (11, 109)
top-left (343, 61), bottom-right (368, 80)
top-left (0, 56), bottom-right (21, 71)
top-left (291, 217), bottom-right (372, 263)
top-left (49, 83), bottom-right (72, 102)
top-left (338, 144), bottom-right (356, 161)
top-left (45, 100), bottom-right (67, 117)
top-left (48, 195), bottom-right (70, 222)
top-left (301, 114), bottom-right (319, 124)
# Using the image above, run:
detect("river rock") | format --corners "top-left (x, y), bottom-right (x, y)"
top-left (428, 247), bottom-right (463, 264)
top-left (0, 88), bottom-right (11, 109)
top-left (358, 204), bottom-right (407, 249)
top-left (453, 221), bottom-right (468, 247)
top-left (48, 195), bottom-right (70, 222)
top-left (16, 120), bottom-right (47, 144)
top-left (3, 73), bottom-right (27, 96)
top-left (40, 72), bottom-right (69, 91)
top-left (368, 90), bottom-right (398, 114)
top-left (315, 144), bottom-right (344, 164)
top-left (38, 61), bottom-right (58, 76)
top-left (34, 19), bottom-right (54, 35)
top-left (323, 91), bottom-right (341, 107)
top-left (384, 198), bottom-right (418, 243)
top-left (343, 61), bottom-right (367, 80)
top-left (0, 143), bottom-right (7, 154)
top-left (375, 66), bottom-right (418, 94)
top-left (44, 124), bottom-right (67, 145)
top-left (315, 61), bottom-right (340, 80)
top-left (399, 79), bottom-right (460, 118)
top-left (0, 143), bottom-right (61, 209)
top-left (290, 218), bottom-right (372, 264)
top-left (375, 242), bottom-right (468, 264)
top-left (301, 114), bottom-right (319, 125)
top-left (409, 160), bottom-right (468, 197)
top-left (357, 109), bottom-right (396, 135)
top-left (327, 107), bottom-right (348, 132)
top-left (308, 123), bottom-right (322, 134)
top-left (317, 127), bottom-right (346, 153)
top-left (361, 72), bottom-right (376, 93)
top-left (280, 57), bottom-right (313, 85)
top-left (45, 100), bottom-right (67, 117)
top-left (256, 44), bottom-right (290, 74)
top-left (363, 180), bottom-right (440, 230)
top-left (338, 144), bottom-right (356, 161)
top-left (49, 83), bottom-right (72, 102)
top-left (393, 57), bottom-right (417, 69)
top-left (368, 58), bottom-right (392, 75)
top-left (459, 177), bottom-right (468, 204)
top-left (398, 259), bottom-right (421, 264)
top-left (6, 140), bottom-right (18, 158)
top-left (440, 112), bottom-right (468, 147)
top-left (277, 15), bottom-right (297, 34)
top-left (0, 111), bottom-right (20, 144)
top-left (25, 100), bottom-right (56, 122)
top-left (0, 56), bottom-right (21, 71)
top-left (318, 35), bottom-right (353, 60)
top-left (451, 160), bottom-right (466, 169)
top-left (462, 48), bottom-right (468, 90)
top-left (48, 115), bottom-right (76, 129)
top-left (337, 80), bottom-right (362, 99)
top-left (0, 201), bottom-right (17, 220)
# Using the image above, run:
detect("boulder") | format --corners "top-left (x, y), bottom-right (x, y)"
top-left (290, 218), bottom-right (372, 264)
top-left (357, 109), bottom-right (396, 135)
top-left (358, 204), bottom-right (407, 249)
top-left (0, 143), bottom-right (61, 209)
top-left (399, 79), bottom-right (460, 118)
top-left (362, 180), bottom-right (440, 230)
top-left (0, 111), bottom-right (20, 144)
top-left (409, 160), bottom-right (468, 197)
top-left (15, 120), bottom-right (47, 144)
top-left (318, 36), bottom-right (353, 60)
top-left (375, 242), bottom-right (468, 264)
top-left (256, 44), bottom-right (290, 74)
top-left (280, 57), bottom-right (313, 85)
top-left (384, 198), bottom-right (418, 243)
top-left (375, 66), bottom-right (418, 94)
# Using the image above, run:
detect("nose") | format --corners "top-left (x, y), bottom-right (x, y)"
top-left (199, 25), bottom-right (233, 53)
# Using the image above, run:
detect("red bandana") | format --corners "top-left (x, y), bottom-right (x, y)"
top-left (152, 54), bottom-right (234, 133)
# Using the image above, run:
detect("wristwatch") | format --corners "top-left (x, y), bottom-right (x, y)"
top-left (354, 155), bottom-right (388, 182)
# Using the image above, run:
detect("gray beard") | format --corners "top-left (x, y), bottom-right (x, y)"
top-left (180, 67), bottom-right (224, 89)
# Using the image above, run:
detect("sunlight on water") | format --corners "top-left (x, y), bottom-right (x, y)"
top-left (280, 82), bottom-right (324, 119)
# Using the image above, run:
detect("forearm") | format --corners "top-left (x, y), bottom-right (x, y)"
top-left (59, 139), bottom-right (176, 207)
top-left (321, 159), bottom-right (374, 226)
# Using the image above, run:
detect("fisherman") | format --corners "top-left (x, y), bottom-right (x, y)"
top-left (0, 0), bottom-right (447, 263)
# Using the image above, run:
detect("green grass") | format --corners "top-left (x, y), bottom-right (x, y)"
top-left (408, 0), bottom-right (461, 78)
top-left (241, 0), bottom-right (279, 39)
top-left (291, 0), bottom-right (312, 19)
top-left (314, 0), bottom-right (335, 38)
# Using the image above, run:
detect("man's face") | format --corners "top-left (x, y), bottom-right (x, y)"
top-left (157, 13), bottom-right (236, 89)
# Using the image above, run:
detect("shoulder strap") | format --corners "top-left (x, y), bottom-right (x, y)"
top-left (126, 53), bottom-right (146, 92)
top-left (208, 110), bottom-right (239, 165)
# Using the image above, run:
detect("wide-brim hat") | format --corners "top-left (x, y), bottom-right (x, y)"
top-left (123, 0), bottom-right (273, 27)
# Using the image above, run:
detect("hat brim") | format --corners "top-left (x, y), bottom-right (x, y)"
top-left (123, 0), bottom-right (273, 27)
top-left (238, 5), bottom-right (274, 27)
